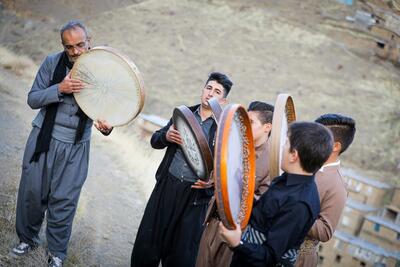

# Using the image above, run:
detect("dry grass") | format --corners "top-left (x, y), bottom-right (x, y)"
top-left (95, 122), bottom-right (163, 199)
top-left (63, 222), bottom-right (96, 267)
top-left (0, 217), bottom-right (96, 266)
top-left (0, 184), bottom-right (96, 267)
top-left (1, 0), bottom-right (399, 183)
top-left (0, 187), bottom-right (49, 267)
top-left (0, 47), bottom-right (37, 80)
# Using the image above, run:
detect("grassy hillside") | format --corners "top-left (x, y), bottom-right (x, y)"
top-left (0, 0), bottom-right (399, 183)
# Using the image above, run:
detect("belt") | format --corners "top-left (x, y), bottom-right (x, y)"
top-left (168, 172), bottom-right (197, 183)
top-left (299, 238), bottom-right (319, 254)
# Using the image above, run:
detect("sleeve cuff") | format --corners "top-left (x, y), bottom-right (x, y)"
top-left (101, 127), bottom-right (113, 136)
top-left (55, 85), bottom-right (64, 102)
top-left (160, 132), bottom-right (170, 146)
top-left (231, 240), bottom-right (253, 254)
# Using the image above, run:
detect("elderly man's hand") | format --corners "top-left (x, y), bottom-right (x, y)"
top-left (94, 119), bottom-right (113, 135)
top-left (59, 72), bottom-right (84, 94)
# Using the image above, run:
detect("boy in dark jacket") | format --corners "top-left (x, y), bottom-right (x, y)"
top-left (220, 121), bottom-right (333, 267)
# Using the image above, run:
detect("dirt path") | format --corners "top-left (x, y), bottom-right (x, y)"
top-left (77, 129), bottom-right (160, 266)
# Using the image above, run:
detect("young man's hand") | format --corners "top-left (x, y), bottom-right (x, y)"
top-left (191, 179), bottom-right (213, 189)
top-left (219, 222), bottom-right (242, 248)
top-left (166, 124), bottom-right (183, 144)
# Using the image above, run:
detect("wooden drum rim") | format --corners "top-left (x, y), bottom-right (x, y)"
top-left (268, 94), bottom-right (296, 179)
top-left (214, 104), bottom-right (256, 230)
top-left (172, 105), bottom-right (213, 181)
top-left (206, 97), bottom-right (223, 125)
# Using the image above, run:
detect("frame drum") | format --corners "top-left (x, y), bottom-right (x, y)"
top-left (172, 106), bottom-right (213, 181)
top-left (268, 94), bottom-right (296, 179)
top-left (71, 46), bottom-right (145, 127)
top-left (214, 104), bottom-right (256, 230)
top-left (206, 97), bottom-right (223, 124)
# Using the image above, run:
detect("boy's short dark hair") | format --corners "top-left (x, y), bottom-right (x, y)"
top-left (248, 101), bottom-right (274, 124)
top-left (315, 114), bottom-right (356, 155)
top-left (206, 72), bottom-right (233, 97)
top-left (288, 122), bottom-right (333, 173)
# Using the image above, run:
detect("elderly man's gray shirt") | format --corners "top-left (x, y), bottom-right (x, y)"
top-left (29, 52), bottom-right (92, 143)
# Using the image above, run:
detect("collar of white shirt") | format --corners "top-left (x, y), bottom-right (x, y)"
top-left (319, 160), bottom-right (341, 172)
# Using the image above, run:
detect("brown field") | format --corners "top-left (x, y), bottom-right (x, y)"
top-left (1, 0), bottom-right (399, 183)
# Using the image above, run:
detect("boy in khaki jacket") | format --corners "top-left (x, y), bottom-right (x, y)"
top-left (295, 114), bottom-right (356, 267)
